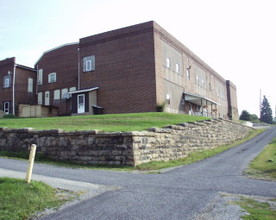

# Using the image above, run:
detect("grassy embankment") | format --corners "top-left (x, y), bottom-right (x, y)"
top-left (0, 177), bottom-right (74, 220)
top-left (0, 112), bottom-right (208, 132)
top-left (0, 112), bottom-right (265, 170)
top-left (235, 138), bottom-right (276, 220)
top-left (246, 138), bottom-right (276, 180)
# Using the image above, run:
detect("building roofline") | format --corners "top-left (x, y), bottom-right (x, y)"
top-left (35, 42), bottom-right (79, 67)
top-left (16, 64), bottom-right (36, 72)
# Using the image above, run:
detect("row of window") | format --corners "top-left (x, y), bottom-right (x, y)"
top-left (37, 55), bottom-right (95, 86)
top-left (165, 57), bottom-right (180, 74)
top-left (3, 75), bottom-right (34, 93)
top-left (37, 87), bottom-right (76, 105)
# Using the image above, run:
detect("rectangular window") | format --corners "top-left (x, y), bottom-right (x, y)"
top-left (54, 89), bottom-right (60, 100)
top-left (38, 92), bottom-right (43, 105)
top-left (83, 55), bottom-right (95, 72)
top-left (166, 57), bottom-right (171, 68)
top-left (45, 91), bottom-right (50, 106)
top-left (69, 87), bottom-right (76, 92)
top-left (28, 78), bottom-right (33, 93)
top-left (38, 69), bottom-right (43, 85)
top-left (175, 63), bottom-right (180, 73)
top-left (3, 75), bottom-right (11, 88)
top-left (186, 68), bottom-right (191, 80)
top-left (48, 72), bottom-right (56, 83)
top-left (61, 88), bottom-right (69, 99)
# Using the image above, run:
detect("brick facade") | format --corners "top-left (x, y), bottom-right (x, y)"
top-left (1, 21), bottom-right (239, 120)
top-left (0, 57), bottom-right (36, 115)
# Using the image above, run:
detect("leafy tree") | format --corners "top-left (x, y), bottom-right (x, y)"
top-left (239, 110), bottom-right (251, 121)
top-left (250, 114), bottom-right (259, 122)
top-left (260, 95), bottom-right (273, 124)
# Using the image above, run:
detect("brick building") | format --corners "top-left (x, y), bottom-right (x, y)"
top-left (2, 21), bottom-right (238, 120)
top-left (0, 57), bottom-right (36, 115)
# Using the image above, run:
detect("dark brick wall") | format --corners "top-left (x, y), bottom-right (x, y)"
top-left (36, 43), bottom-right (79, 115)
top-left (79, 21), bottom-right (157, 114)
top-left (0, 58), bottom-right (36, 115)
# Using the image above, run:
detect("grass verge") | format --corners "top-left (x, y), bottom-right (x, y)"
top-left (245, 138), bottom-right (276, 180)
top-left (236, 197), bottom-right (276, 220)
top-left (0, 112), bottom-right (208, 132)
top-left (0, 177), bottom-right (74, 220)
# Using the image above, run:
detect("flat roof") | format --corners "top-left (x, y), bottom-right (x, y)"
top-left (68, 87), bottom-right (99, 94)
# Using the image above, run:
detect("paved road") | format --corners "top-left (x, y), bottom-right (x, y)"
top-left (1, 127), bottom-right (276, 220)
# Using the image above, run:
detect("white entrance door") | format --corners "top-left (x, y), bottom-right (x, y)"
top-left (77, 94), bottom-right (85, 113)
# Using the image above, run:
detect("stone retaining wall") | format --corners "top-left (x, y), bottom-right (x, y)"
top-left (0, 119), bottom-right (253, 166)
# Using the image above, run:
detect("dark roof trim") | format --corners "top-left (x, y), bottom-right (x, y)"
top-left (16, 64), bottom-right (36, 72)
top-left (68, 87), bottom-right (99, 94)
top-left (184, 92), bottom-right (220, 105)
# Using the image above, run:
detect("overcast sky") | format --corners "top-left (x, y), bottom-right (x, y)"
top-left (1, 0), bottom-right (275, 117)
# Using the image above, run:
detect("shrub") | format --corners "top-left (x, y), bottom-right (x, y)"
top-left (3, 114), bottom-right (17, 118)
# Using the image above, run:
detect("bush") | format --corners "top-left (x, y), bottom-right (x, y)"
top-left (156, 103), bottom-right (166, 112)
top-left (3, 114), bottom-right (17, 118)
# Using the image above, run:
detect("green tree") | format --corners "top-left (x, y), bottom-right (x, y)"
top-left (260, 95), bottom-right (273, 124)
top-left (250, 114), bottom-right (259, 122)
top-left (239, 110), bottom-right (251, 121)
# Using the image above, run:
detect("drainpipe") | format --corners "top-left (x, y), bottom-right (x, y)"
top-left (12, 62), bottom-right (17, 115)
top-left (77, 47), bottom-right (80, 90)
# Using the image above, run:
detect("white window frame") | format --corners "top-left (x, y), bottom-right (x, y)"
top-left (69, 87), bottom-right (76, 92)
top-left (28, 78), bottom-right (33, 93)
top-left (186, 69), bottom-right (190, 80)
top-left (3, 102), bottom-right (10, 114)
top-left (3, 75), bottom-right (11, 88)
top-left (166, 57), bottom-right (171, 68)
top-left (83, 55), bottom-right (95, 72)
top-left (45, 91), bottom-right (50, 106)
top-left (38, 92), bottom-right (43, 105)
top-left (175, 63), bottom-right (180, 73)
top-left (54, 89), bottom-right (60, 100)
top-left (48, 72), bottom-right (56, 83)
top-left (61, 88), bottom-right (69, 99)
top-left (38, 69), bottom-right (43, 85)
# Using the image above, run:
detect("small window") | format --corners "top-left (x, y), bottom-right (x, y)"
top-left (48, 73), bottom-right (56, 83)
top-left (69, 87), bottom-right (76, 92)
top-left (61, 88), bottom-right (69, 99)
top-left (166, 57), bottom-right (171, 68)
top-left (83, 55), bottom-right (95, 72)
top-left (38, 69), bottom-right (43, 85)
top-left (3, 75), bottom-right (11, 88)
top-left (175, 64), bottom-right (180, 73)
top-left (28, 78), bottom-right (33, 93)
top-left (54, 89), bottom-right (60, 100)
top-left (38, 92), bottom-right (43, 105)
top-left (186, 68), bottom-right (190, 80)
top-left (166, 94), bottom-right (170, 105)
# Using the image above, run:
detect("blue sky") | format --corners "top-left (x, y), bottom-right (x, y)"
top-left (1, 0), bottom-right (275, 116)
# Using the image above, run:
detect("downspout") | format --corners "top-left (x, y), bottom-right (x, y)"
top-left (77, 47), bottom-right (80, 90)
top-left (12, 62), bottom-right (17, 115)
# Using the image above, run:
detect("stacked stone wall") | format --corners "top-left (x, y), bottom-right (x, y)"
top-left (0, 119), bottom-right (253, 166)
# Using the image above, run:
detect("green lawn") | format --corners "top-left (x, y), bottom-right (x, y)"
top-left (0, 177), bottom-right (73, 220)
top-left (0, 112), bottom-right (208, 132)
top-left (246, 138), bottom-right (276, 180)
